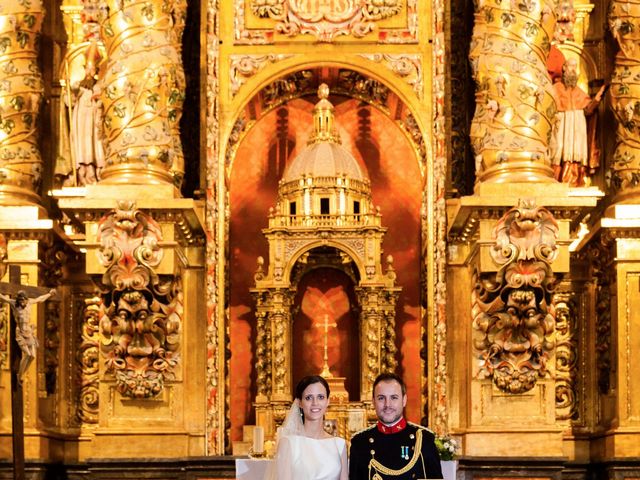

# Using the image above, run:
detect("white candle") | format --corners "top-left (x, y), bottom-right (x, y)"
top-left (253, 426), bottom-right (264, 454)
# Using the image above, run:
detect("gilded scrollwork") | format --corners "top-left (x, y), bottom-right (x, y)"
top-left (248, 0), bottom-right (402, 42)
top-left (205, 0), bottom-right (221, 453)
top-left (554, 295), bottom-right (578, 421)
top-left (469, 0), bottom-right (557, 182)
top-left (77, 295), bottom-right (102, 425)
top-left (382, 308), bottom-right (398, 372)
top-left (0, 0), bottom-right (45, 205)
top-left (336, 70), bottom-right (390, 108)
top-left (262, 70), bottom-right (315, 110)
top-left (588, 238), bottom-right (614, 394)
top-left (473, 200), bottom-right (558, 394)
top-left (254, 308), bottom-right (271, 396)
top-left (230, 54), bottom-right (294, 96)
top-left (359, 54), bottom-right (423, 98)
top-left (608, 0), bottom-right (640, 199)
top-left (97, 202), bottom-right (182, 398)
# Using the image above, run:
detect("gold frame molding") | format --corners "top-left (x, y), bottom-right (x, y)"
top-left (205, 5), bottom-right (445, 454)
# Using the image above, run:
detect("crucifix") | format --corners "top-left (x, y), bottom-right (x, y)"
top-left (319, 313), bottom-right (337, 378)
top-left (0, 264), bottom-right (56, 480)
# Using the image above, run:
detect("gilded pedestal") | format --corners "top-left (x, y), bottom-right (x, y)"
top-left (447, 183), bottom-right (601, 459)
top-left (56, 184), bottom-right (206, 459)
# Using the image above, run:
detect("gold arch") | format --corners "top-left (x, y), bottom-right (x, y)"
top-left (285, 241), bottom-right (365, 284)
top-left (221, 57), bottom-right (431, 180)
top-left (213, 56), bottom-right (438, 453)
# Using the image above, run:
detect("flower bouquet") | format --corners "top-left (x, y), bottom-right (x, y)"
top-left (435, 434), bottom-right (459, 461)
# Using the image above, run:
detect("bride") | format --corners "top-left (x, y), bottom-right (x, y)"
top-left (266, 375), bottom-right (347, 480)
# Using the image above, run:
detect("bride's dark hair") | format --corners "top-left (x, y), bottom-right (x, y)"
top-left (294, 375), bottom-right (330, 401)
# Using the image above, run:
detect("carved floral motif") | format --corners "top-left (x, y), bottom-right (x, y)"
top-left (262, 70), bottom-right (315, 110)
top-left (205, 0), bottom-right (221, 454)
top-left (247, 0), bottom-right (402, 42)
top-left (0, 238), bottom-right (6, 369)
top-left (77, 295), bottom-right (101, 424)
top-left (589, 238), bottom-right (614, 394)
top-left (359, 54), bottom-right (423, 98)
top-left (469, 0), bottom-right (557, 182)
top-left (97, 201), bottom-right (182, 398)
top-left (473, 201), bottom-right (558, 394)
top-left (0, 0), bottom-right (45, 204)
top-left (608, 0), bottom-right (640, 198)
top-left (97, 0), bottom-right (186, 184)
top-left (554, 295), bottom-right (578, 421)
top-left (230, 54), bottom-right (294, 96)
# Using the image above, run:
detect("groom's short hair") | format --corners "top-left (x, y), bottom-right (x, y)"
top-left (372, 372), bottom-right (406, 396)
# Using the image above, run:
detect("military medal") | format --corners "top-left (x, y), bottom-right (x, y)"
top-left (401, 445), bottom-right (410, 460)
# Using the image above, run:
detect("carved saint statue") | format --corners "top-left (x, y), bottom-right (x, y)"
top-left (56, 40), bottom-right (106, 187)
top-left (549, 58), bottom-right (605, 187)
top-left (0, 289), bottom-right (56, 383)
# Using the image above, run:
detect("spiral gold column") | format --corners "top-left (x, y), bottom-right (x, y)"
top-left (609, 0), bottom-right (640, 203)
top-left (98, 0), bottom-right (186, 185)
top-left (0, 0), bottom-right (45, 205)
top-left (469, 0), bottom-right (557, 183)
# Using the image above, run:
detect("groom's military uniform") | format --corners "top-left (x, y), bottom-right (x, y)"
top-left (349, 418), bottom-right (443, 480)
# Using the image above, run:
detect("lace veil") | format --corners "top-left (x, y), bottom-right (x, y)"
top-left (264, 399), bottom-right (304, 479)
top-left (278, 398), bottom-right (305, 437)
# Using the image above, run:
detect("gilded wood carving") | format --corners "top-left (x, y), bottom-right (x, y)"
top-left (97, 202), bottom-right (182, 398)
top-left (236, 0), bottom-right (418, 43)
top-left (473, 201), bottom-right (558, 394)
top-left (97, 0), bottom-right (186, 184)
top-left (0, 0), bottom-right (45, 205)
top-left (609, 0), bottom-right (640, 199)
top-left (77, 295), bottom-right (102, 424)
top-left (469, 0), bottom-right (557, 182)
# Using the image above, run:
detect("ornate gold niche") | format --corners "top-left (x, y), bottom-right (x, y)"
top-left (252, 85), bottom-right (401, 440)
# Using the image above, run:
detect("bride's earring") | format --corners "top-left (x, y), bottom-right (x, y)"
top-left (299, 408), bottom-right (304, 418)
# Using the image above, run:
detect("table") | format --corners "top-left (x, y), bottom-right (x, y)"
top-left (235, 458), bottom-right (272, 479)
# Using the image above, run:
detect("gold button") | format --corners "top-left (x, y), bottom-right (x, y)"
top-left (369, 437), bottom-right (374, 443)
top-left (370, 449), bottom-right (375, 455)
top-left (409, 434), bottom-right (415, 439)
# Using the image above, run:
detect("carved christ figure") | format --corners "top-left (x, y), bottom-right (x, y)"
top-left (0, 289), bottom-right (56, 383)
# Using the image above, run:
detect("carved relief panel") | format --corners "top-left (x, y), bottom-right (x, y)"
top-left (236, 0), bottom-right (418, 43)
top-left (97, 202), bottom-right (183, 398)
top-left (472, 201), bottom-right (558, 394)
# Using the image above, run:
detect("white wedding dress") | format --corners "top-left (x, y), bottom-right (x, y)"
top-left (264, 399), bottom-right (346, 480)
top-left (271, 434), bottom-right (346, 480)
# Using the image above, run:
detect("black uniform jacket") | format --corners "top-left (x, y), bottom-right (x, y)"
top-left (349, 422), bottom-right (443, 480)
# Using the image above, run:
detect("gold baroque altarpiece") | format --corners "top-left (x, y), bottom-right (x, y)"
top-left (3, 0), bottom-right (640, 469)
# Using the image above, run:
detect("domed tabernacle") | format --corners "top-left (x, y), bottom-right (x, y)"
top-left (275, 84), bottom-right (372, 223)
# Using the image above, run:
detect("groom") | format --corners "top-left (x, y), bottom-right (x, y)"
top-left (349, 373), bottom-right (443, 479)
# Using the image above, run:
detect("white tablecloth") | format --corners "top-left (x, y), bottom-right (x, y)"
top-left (235, 457), bottom-right (456, 480)
top-left (235, 458), bottom-right (272, 480)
